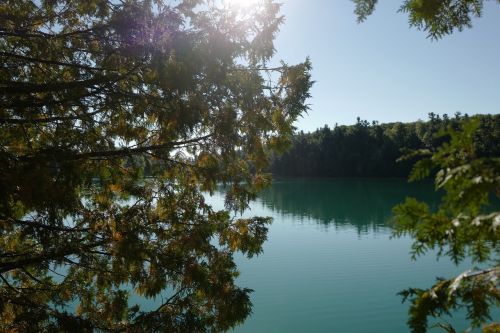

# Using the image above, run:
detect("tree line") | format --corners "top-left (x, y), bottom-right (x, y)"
top-left (270, 113), bottom-right (499, 178)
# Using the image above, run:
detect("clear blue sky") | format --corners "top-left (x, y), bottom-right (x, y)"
top-left (270, 0), bottom-right (500, 132)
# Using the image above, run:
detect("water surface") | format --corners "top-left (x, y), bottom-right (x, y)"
top-left (204, 179), bottom-right (493, 333)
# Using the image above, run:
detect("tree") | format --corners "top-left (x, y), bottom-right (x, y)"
top-left (353, 0), bottom-right (500, 39)
top-left (271, 114), bottom-right (500, 178)
top-left (353, 1), bottom-right (499, 332)
top-left (0, 0), bottom-right (312, 331)
top-left (394, 120), bottom-right (499, 333)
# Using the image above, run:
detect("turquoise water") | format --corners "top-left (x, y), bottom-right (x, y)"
top-left (202, 179), bottom-right (494, 333)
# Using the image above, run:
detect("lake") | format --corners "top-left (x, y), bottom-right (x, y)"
top-left (202, 178), bottom-right (491, 333)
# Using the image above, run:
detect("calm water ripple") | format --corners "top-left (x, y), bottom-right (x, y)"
top-left (203, 179), bottom-right (497, 333)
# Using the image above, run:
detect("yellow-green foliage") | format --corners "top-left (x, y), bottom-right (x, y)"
top-left (393, 120), bottom-right (499, 333)
top-left (0, 0), bottom-right (312, 331)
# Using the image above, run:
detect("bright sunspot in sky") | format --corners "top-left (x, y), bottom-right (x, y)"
top-left (224, 0), bottom-right (260, 8)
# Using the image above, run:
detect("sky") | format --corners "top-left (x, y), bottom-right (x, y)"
top-left (267, 0), bottom-right (500, 132)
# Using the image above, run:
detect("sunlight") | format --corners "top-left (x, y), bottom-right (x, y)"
top-left (224, 0), bottom-right (260, 8)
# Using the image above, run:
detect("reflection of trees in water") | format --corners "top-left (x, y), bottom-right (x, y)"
top-left (258, 179), bottom-right (441, 231)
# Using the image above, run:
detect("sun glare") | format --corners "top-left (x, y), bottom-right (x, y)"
top-left (224, 0), bottom-right (260, 8)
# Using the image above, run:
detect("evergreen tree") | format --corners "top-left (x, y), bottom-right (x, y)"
top-left (353, 0), bottom-right (498, 39)
top-left (0, 0), bottom-right (312, 331)
top-left (271, 114), bottom-right (498, 179)
top-left (394, 119), bottom-right (499, 333)
top-left (353, 1), bottom-right (499, 331)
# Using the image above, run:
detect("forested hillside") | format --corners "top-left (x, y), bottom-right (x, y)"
top-left (271, 113), bottom-right (499, 178)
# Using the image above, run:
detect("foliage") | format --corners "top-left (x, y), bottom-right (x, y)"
top-left (392, 120), bottom-right (499, 333)
top-left (0, 0), bottom-right (312, 331)
top-left (353, 0), bottom-right (500, 39)
top-left (271, 114), bottom-right (499, 178)
top-left (352, 2), bottom-right (499, 331)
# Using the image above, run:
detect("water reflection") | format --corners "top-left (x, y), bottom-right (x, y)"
top-left (257, 178), bottom-right (441, 231)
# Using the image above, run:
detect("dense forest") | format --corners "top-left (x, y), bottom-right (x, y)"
top-left (271, 113), bottom-right (499, 178)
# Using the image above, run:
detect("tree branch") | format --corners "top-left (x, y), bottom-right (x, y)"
top-left (5, 218), bottom-right (90, 233)
top-left (69, 134), bottom-right (213, 160)
top-left (0, 51), bottom-right (105, 71)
